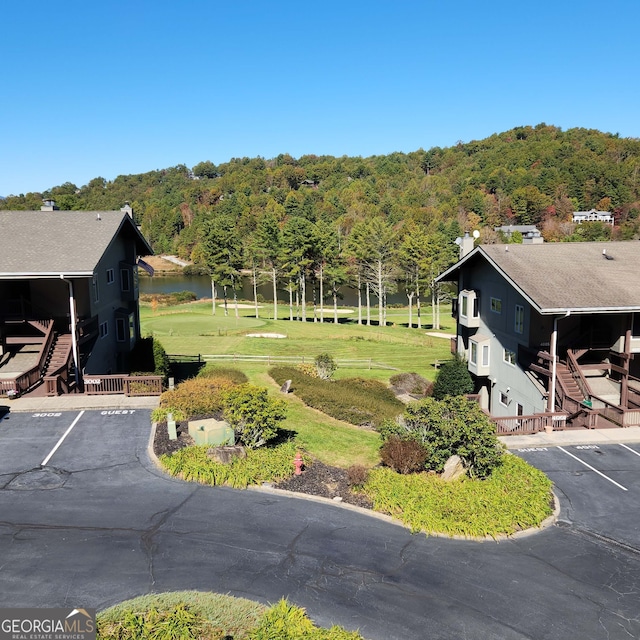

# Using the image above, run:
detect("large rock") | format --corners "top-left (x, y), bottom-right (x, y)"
top-left (207, 445), bottom-right (247, 465)
top-left (441, 455), bottom-right (466, 481)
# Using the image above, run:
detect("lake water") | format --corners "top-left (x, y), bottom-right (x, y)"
top-left (139, 274), bottom-right (410, 307)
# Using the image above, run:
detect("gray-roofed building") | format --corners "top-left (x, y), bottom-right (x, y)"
top-left (436, 242), bottom-right (640, 431)
top-left (494, 224), bottom-right (543, 244)
top-left (572, 209), bottom-right (614, 225)
top-left (0, 205), bottom-right (153, 396)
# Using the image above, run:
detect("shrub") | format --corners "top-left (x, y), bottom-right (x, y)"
top-left (396, 396), bottom-right (503, 478)
top-left (380, 436), bottom-right (429, 474)
top-left (152, 338), bottom-right (170, 381)
top-left (223, 384), bottom-right (288, 449)
top-left (197, 364), bottom-right (248, 384)
top-left (296, 362), bottom-right (319, 378)
top-left (314, 353), bottom-right (337, 380)
top-left (269, 367), bottom-right (403, 428)
top-left (432, 353), bottom-right (474, 400)
top-left (346, 464), bottom-right (369, 488)
top-left (159, 376), bottom-right (237, 418)
top-left (389, 372), bottom-right (432, 398)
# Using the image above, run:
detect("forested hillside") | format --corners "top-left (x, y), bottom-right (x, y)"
top-left (3, 123), bottom-right (640, 325)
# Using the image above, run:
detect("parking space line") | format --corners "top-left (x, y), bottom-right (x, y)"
top-left (557, 446), bottom-right (628, 491)
top-left (619, 443), bottom-right (640, 458)
top-left (41, 411), bottom-right (85, 467)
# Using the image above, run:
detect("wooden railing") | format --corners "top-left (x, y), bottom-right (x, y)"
top-left (492, 413), bottom-right (567, 436)
top-left (0, 320), bottom-right (55, 396)
top-left (566, 349), bottom-right (591, 401)
top-left (83, 375), bottom-right (163, 396)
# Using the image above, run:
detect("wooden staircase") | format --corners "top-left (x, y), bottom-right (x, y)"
top-left (556, 362), bottom-right (585, 402)
top-left (42, 333), bottom-right (72, 377)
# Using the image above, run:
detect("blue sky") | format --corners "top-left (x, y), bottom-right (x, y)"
top-left (1, 0), bottom-right (638, 196)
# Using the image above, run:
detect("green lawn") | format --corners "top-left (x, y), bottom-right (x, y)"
top-left (141, 301), bottom-right (454, 382)
top-left (143, 300), bottom-right (453, 467)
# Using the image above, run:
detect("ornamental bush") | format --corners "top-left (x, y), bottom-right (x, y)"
top-left (432, 353), bottom-right (474, 400)
top-left (159, 376), bottom-right (237, 418)
top-left (222, 384), bottom-right (288, 449)
top-left (314, 353), bottom-right (337, 380)
top-left (383, 396), bottom-right (503, 478)
top-left (380, 436), bottom-right (429, 474)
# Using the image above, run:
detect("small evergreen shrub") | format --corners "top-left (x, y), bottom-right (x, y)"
top-left (152, 338), bottom-right (170, 381)
top-left (314, 353), bottom-right (337, 380)
top-left (380, 436), bottom-right (429, 474)
top-left (432, 353), bottom-right (474, 400)
top-left (222, 384), bottom-right (288, 449)
top-left (390, 396), bottom-right (503, 478)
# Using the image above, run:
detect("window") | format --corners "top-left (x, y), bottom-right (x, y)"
top-left (93, 275), bottom-right (99, 302)
top-left (500, 392), bottom-right (509, 407)
top-left (468, 335), bottom-right (490, 376)
top-left (515, 304), bottom-right (524, 334)
top-left (490, 297), bottom-right (502, 314)
top-left (461, 295), bottom-right (468, 318)
top-left (120, 268), bottom-right (131, 292)
top-left (503, 348), bottom-right (516, 366)
top-left (116, 317), bottom-right (127, 342)
top-left (482, 343), bottom-right (490, 367)
top-left (106, 268), bottom-right (115, 285)
top-left (99, 321), bottom-right (108, 338)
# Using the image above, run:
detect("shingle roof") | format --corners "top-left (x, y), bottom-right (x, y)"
top-left (438, 241), bottom-right (640, 314)
top-left (0, 210), bottom-right (152, 278)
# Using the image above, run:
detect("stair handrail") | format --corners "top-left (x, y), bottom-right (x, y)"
top-left (566, 349), bottom-right (592, 401)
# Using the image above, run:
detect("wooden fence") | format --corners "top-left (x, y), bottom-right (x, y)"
top-left (200, 354), bottom-right (398, 370)
top-left (82, 375), bottom-right (163, 396)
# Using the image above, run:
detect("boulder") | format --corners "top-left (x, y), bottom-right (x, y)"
top-left (280, 379), bottom-right (292, 394)
top-left (441, 455), bottom-right (466, 481)
top-left (207, 445), bottom-right (247, 464)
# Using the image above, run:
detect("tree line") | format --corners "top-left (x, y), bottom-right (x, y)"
top-left (3, 123), bottom-right (640, 325)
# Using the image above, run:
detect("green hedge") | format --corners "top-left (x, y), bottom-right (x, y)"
top-left (269, 366), bottom-right (404, 428)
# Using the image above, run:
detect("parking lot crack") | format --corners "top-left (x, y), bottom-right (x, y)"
top-left (140, 486), bottom-right (200, 586)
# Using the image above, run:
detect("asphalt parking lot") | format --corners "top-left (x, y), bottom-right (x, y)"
top-left (516, 442), bottom-right (640, 551)
top-left (1, 408), bottom-right (640, 639)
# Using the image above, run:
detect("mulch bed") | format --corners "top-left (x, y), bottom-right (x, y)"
top-left (153, 420), bottom-right (373, 510)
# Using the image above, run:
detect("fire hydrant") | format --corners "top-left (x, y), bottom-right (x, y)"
top-left (294, 452), bottom-right (304, 476)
